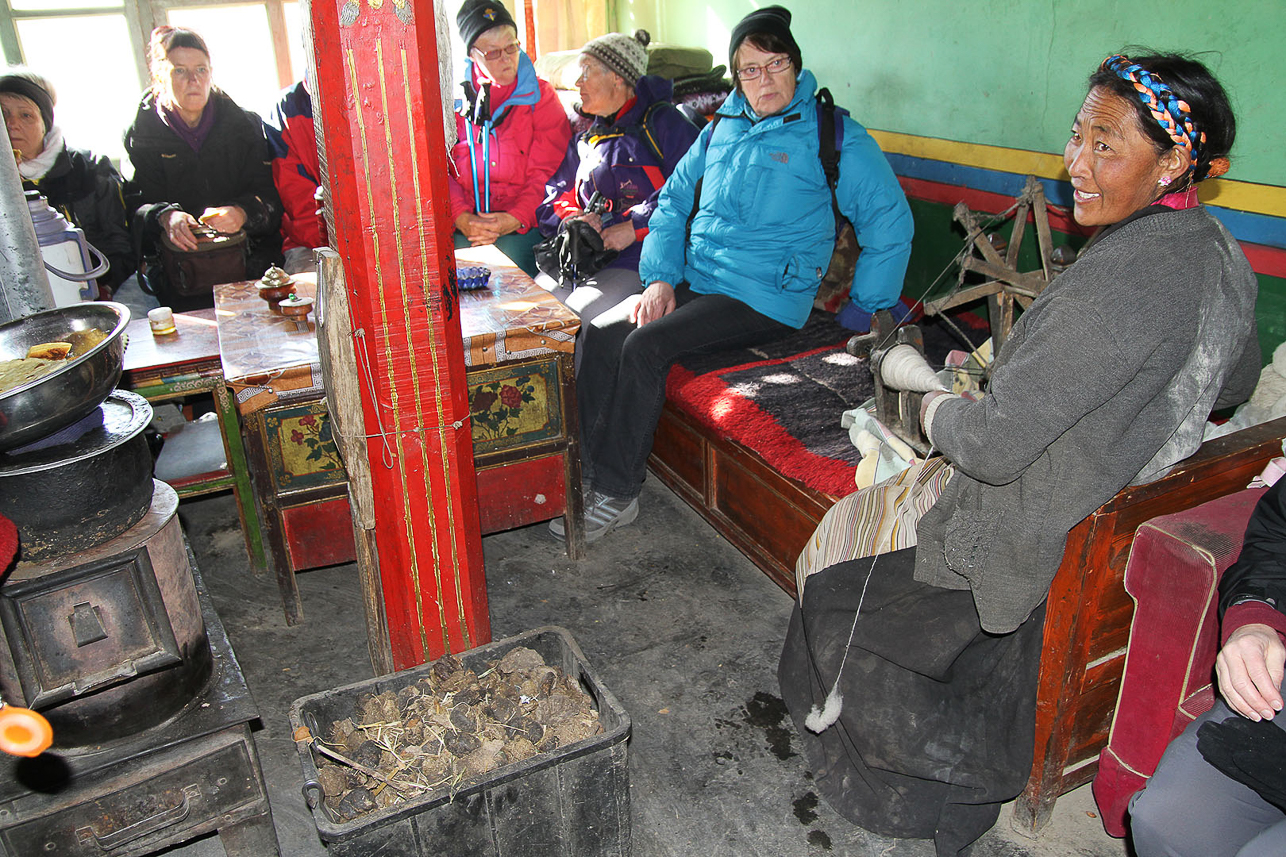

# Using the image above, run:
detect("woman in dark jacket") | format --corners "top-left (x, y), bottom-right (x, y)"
top-left (0, 70), bottom-right (133, 297)
top-left (535, 29), bottom-right (699, 328)
top-left (124, 26), bottom-right (282, 310)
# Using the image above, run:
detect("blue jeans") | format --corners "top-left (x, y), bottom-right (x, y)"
top-left (577, 283), bottom-right (792, 499)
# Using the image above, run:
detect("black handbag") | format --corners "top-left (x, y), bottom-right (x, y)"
top-left (150, 225), bottom-right (249, 302)
top-left (533, 219), bottom-right (618, 286)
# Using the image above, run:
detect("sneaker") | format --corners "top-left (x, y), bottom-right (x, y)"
top-left (548, 491), bottom-right (638, 543)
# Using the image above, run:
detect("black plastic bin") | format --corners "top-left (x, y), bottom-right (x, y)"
top-left (290, 626), bottom-right (631, 856)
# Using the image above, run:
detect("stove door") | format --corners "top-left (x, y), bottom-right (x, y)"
top-left (0, 547), bottom-right (181, 709)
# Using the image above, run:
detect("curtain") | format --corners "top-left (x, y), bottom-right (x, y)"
top-left (529, 0), bottom-right (609, 58)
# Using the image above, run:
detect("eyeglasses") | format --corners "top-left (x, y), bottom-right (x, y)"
top-left (736, 56), bottom-right (792, 81)
top-left (473, 42), bottom-right (520, 63)
top-left (575, 62), bottom-right (612, 83)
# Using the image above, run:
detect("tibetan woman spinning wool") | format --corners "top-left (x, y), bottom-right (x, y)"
top-left (779, 52), bottom-right (1261, 856)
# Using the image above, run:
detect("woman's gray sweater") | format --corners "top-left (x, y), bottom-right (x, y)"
top-left (916, 206), bottom-right (1260, 634)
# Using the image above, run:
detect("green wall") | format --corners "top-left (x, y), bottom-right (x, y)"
top-left (622, 0), bottom-right (1286, 188)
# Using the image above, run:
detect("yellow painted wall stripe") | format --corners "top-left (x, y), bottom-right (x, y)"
top-left (869, 130), bottom-right (1286, 219)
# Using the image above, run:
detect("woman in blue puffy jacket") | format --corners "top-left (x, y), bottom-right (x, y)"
top-left (548, 5), bottom-right (913, 544)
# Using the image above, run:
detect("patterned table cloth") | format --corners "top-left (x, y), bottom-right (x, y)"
top-left (215, 248), bottom-right (579, 417)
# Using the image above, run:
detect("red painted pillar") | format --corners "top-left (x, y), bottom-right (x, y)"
top-left (309, 0), bottom-right (490, 669)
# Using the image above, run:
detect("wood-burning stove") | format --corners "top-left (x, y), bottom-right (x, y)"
top-left (0, 393), bottom-right (279, 856)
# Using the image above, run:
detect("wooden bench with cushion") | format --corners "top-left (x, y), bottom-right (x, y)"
top-left (648, 353), bottom-right (1286, 833)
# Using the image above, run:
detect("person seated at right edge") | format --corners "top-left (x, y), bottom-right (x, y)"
top-left (534, 29), bottom-right (699, 330)
top-left (548, 6), bottom-right (913, 543)
top-left (777, 52), bottom-right (1260, 857)
top-left (449, 0), bottom-right (570, 277)
top-left (1130, 475), bottom-right (1286, 857)
top-left (265, 77), bottom-right (323, 275)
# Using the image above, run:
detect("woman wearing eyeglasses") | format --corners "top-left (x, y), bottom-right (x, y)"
top-left (123, 26), bottom-right (283, 310)
top-left (449, 0), bottom-right (570, 276)
top-left (547, 6), bottom-right (912, 543)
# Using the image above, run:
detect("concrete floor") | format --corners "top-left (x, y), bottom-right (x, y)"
top-left (156, 480), bottom-right (1132, 856)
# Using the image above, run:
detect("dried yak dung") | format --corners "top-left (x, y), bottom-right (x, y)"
top-left (314, 646), bottom-right (603, 821)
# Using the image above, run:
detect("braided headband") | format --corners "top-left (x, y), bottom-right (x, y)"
top-left (1100, 54), bottom-right (1229, 179)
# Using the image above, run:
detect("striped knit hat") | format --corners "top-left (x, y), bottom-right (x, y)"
top-left (581, 30), bottom-right (651, 86)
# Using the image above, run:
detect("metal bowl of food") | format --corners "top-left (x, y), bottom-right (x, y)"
top-left (0, 302), bottom-right (130, 452)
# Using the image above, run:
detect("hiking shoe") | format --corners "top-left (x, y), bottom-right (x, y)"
top-left (548, 491), bottom-right (638, 543)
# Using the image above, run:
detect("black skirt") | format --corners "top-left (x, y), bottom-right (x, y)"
top-left (778, 548), bottom-right (1046, 856)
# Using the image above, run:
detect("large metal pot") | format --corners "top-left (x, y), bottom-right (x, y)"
top-left (0, 301), bottom-right (129, 451)
top-left (0, 390), bottom-right (153, 562)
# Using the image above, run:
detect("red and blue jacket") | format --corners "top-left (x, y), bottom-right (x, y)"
top-left (449, 53), bottom-right (571, 232)
top-left (264, 80), bottom-right (322, 252)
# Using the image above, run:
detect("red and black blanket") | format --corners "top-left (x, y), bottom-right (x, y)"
top-left (664, 310), bottom-right (985, 497)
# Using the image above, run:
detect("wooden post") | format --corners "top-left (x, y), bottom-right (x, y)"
top-left (308, 0), bottom-right (490, 670)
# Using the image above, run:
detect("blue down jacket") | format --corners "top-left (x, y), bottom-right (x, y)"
top-left (639, 70), bottom-right (913, 328)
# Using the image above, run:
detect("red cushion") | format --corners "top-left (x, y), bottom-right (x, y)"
top-left (0, 513), bottom-right (16, 572)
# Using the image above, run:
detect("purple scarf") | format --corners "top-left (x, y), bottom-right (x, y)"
top-left (159, 98), bottom-right (216, 152)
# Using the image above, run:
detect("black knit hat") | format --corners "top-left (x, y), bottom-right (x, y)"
top-left (729, 5), bottom-right (801, 73)
top-left (457, 0), bottom-right (518, 53)
top-left (0, 73), bottom-right (54, 134)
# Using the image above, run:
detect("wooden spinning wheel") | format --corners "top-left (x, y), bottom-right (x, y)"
top-left (923, 175), bottom-right (1067, 355)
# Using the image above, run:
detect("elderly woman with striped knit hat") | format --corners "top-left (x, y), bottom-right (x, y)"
top-left (779, 51), bottom-right (1260, 856)
top-left (535, 29), bottom-right (700, 327)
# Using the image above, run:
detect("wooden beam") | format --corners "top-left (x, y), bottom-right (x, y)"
top-left (309, 0), bottom-right (489, 670)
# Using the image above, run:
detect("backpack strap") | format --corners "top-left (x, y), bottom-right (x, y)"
top-left (639, 101), bottom-right (669, 165)
top-left (683, 114), bottom-right (722, 268)
top-left (592, 101), bottom-right (671, 166)
top-left (816, 87), bottom-right (844, 231)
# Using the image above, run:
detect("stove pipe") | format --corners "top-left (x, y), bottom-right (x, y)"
top-left (0, 122), bottom-right (55, 323)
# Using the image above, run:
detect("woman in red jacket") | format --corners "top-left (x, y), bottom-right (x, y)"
top-left (450, 0), bottom-right (571, 276)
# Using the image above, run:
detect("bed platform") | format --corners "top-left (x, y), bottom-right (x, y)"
top-left (648, 340), bottom-right (1286, 833)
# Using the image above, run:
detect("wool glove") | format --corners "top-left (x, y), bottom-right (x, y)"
top-left (1196, 715), bottom-right (1286, 811)
top-left (836, 296), bottom-right (917, 334)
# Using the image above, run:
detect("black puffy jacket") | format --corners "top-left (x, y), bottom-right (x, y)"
top-left (124, 88), bottom-right (282, 306)
top-left (1219, 478), bottom-right (1286, 620)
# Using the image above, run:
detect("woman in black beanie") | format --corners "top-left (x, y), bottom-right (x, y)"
top-left (449, 0), bottom-right (571, 276)
top-left (0, 70), bottom-right (133, 297)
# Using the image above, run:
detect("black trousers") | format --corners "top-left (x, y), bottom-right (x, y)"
top-left (778, 549), bottom-right (1046, 857)
top-left (576, 283), bottom-right (791, 499)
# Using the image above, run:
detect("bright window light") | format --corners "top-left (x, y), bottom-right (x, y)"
top-left (14, 14), bottom-right (140, 168)
top-left (167, 4), bottom-right (281, 119)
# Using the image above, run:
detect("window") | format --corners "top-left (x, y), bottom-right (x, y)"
top-left (0, 0), bottom-right (303, 169)
top-left (0, 0), bottom-right (141, 165)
